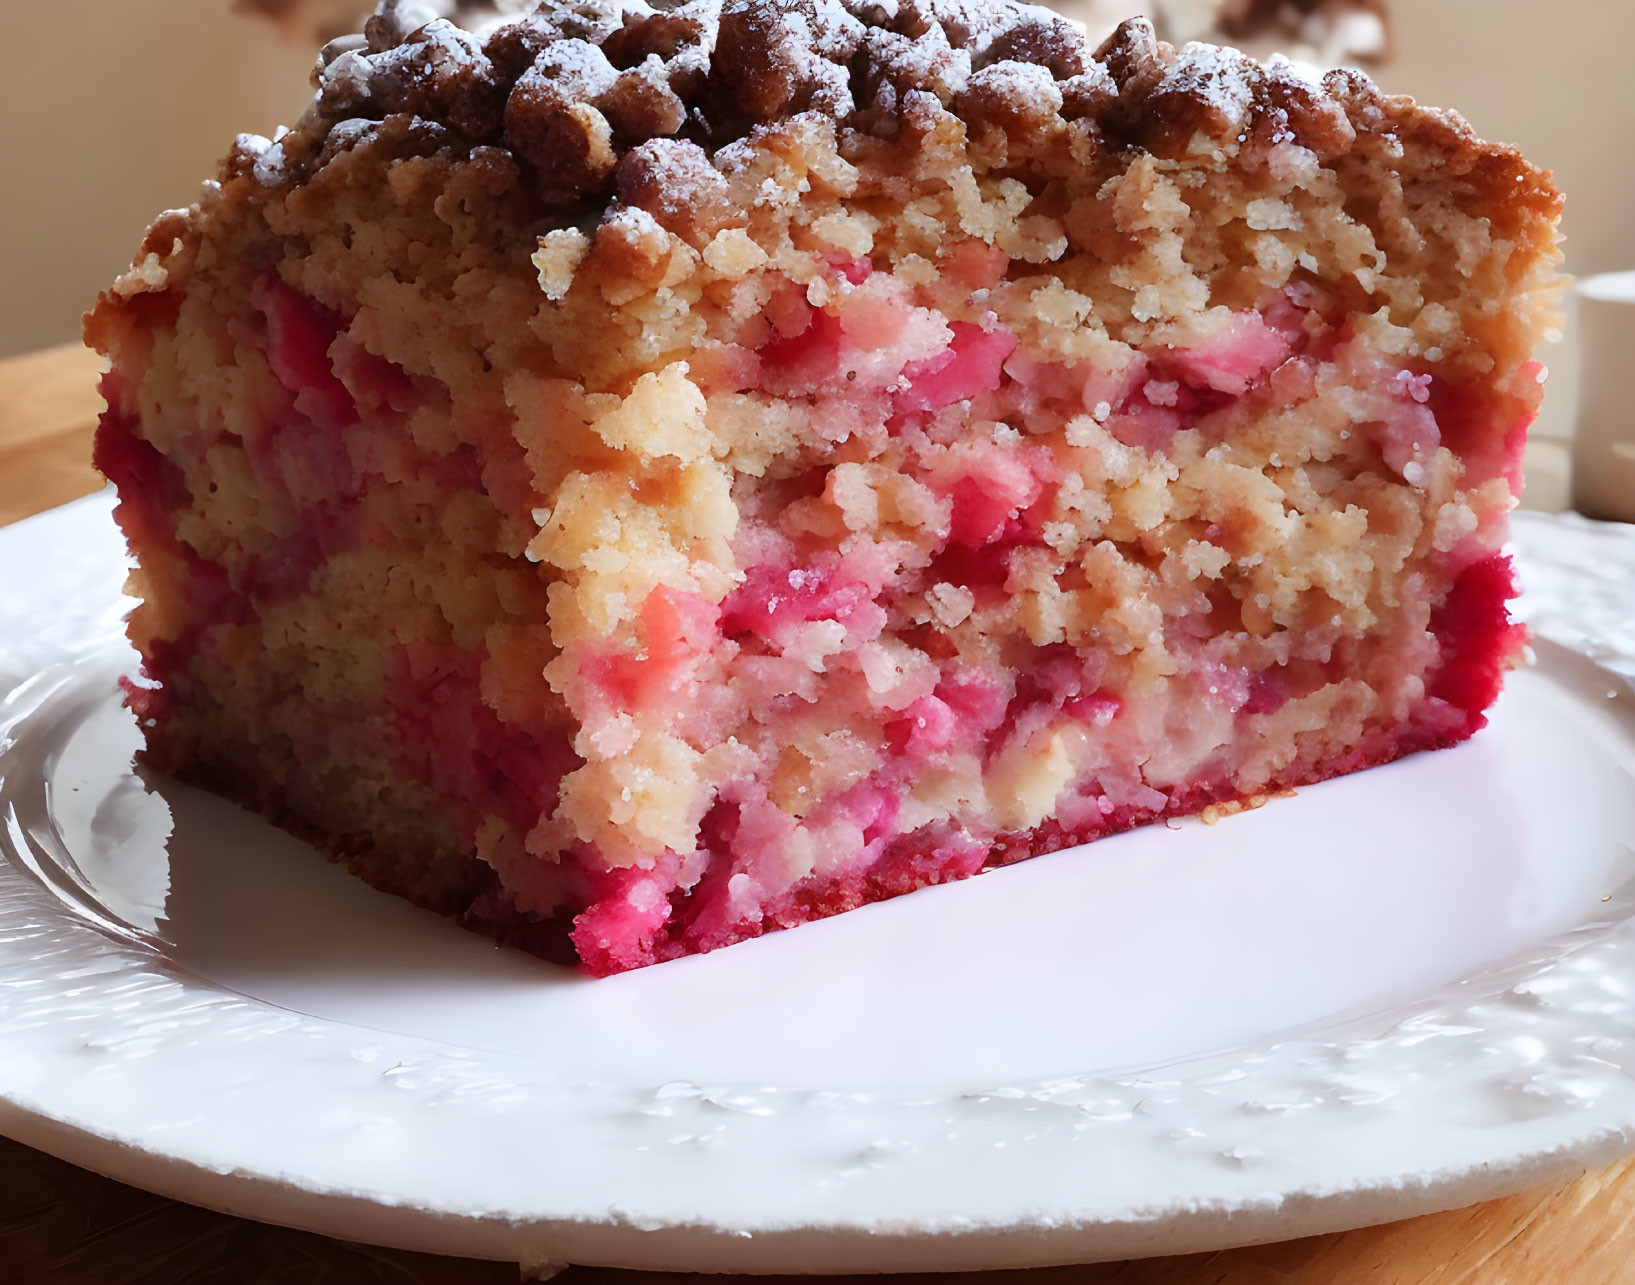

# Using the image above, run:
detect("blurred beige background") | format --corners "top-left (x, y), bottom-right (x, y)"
top-left (2, 0), bottom-right (1630, 505)
top-left (0, 4), bottom-right (313, 358)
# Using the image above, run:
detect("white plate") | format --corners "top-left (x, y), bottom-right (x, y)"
top-left (2, 493), bottom-right (1634, 1275)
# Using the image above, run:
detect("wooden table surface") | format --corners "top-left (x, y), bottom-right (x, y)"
top-left (2, 342), bottom-right (1631, 1284)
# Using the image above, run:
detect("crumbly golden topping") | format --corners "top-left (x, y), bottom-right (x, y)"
top-left (231, 0), bottom-right (1548, 236)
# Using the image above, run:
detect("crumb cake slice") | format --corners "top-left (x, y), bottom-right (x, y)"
top-left (87, 0), bottom-right (1562, 974)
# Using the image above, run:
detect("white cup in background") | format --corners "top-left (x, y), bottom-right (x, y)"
top-left (1574, 273), bottom-right (1635, 523)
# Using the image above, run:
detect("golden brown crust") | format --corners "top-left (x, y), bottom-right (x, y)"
top-left (224, 2), bottom-right (1556, 242)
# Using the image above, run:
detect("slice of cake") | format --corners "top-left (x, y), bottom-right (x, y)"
top-left (87, 0), bottom-right (1562, 975)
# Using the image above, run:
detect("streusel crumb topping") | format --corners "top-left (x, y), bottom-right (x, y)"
top-left (221, 0), bottom-right (1551, 235)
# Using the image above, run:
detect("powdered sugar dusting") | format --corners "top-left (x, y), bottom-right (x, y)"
top-left (217, 0), bottom-right (1486, 240)
top-left (1165, 41), bottom-right (1259, 129)
top-left (967, 59), bottom-right (1064, 116)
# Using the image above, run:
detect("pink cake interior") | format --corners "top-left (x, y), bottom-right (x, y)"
top-left (95, 252), bottom-right (1537, 975)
